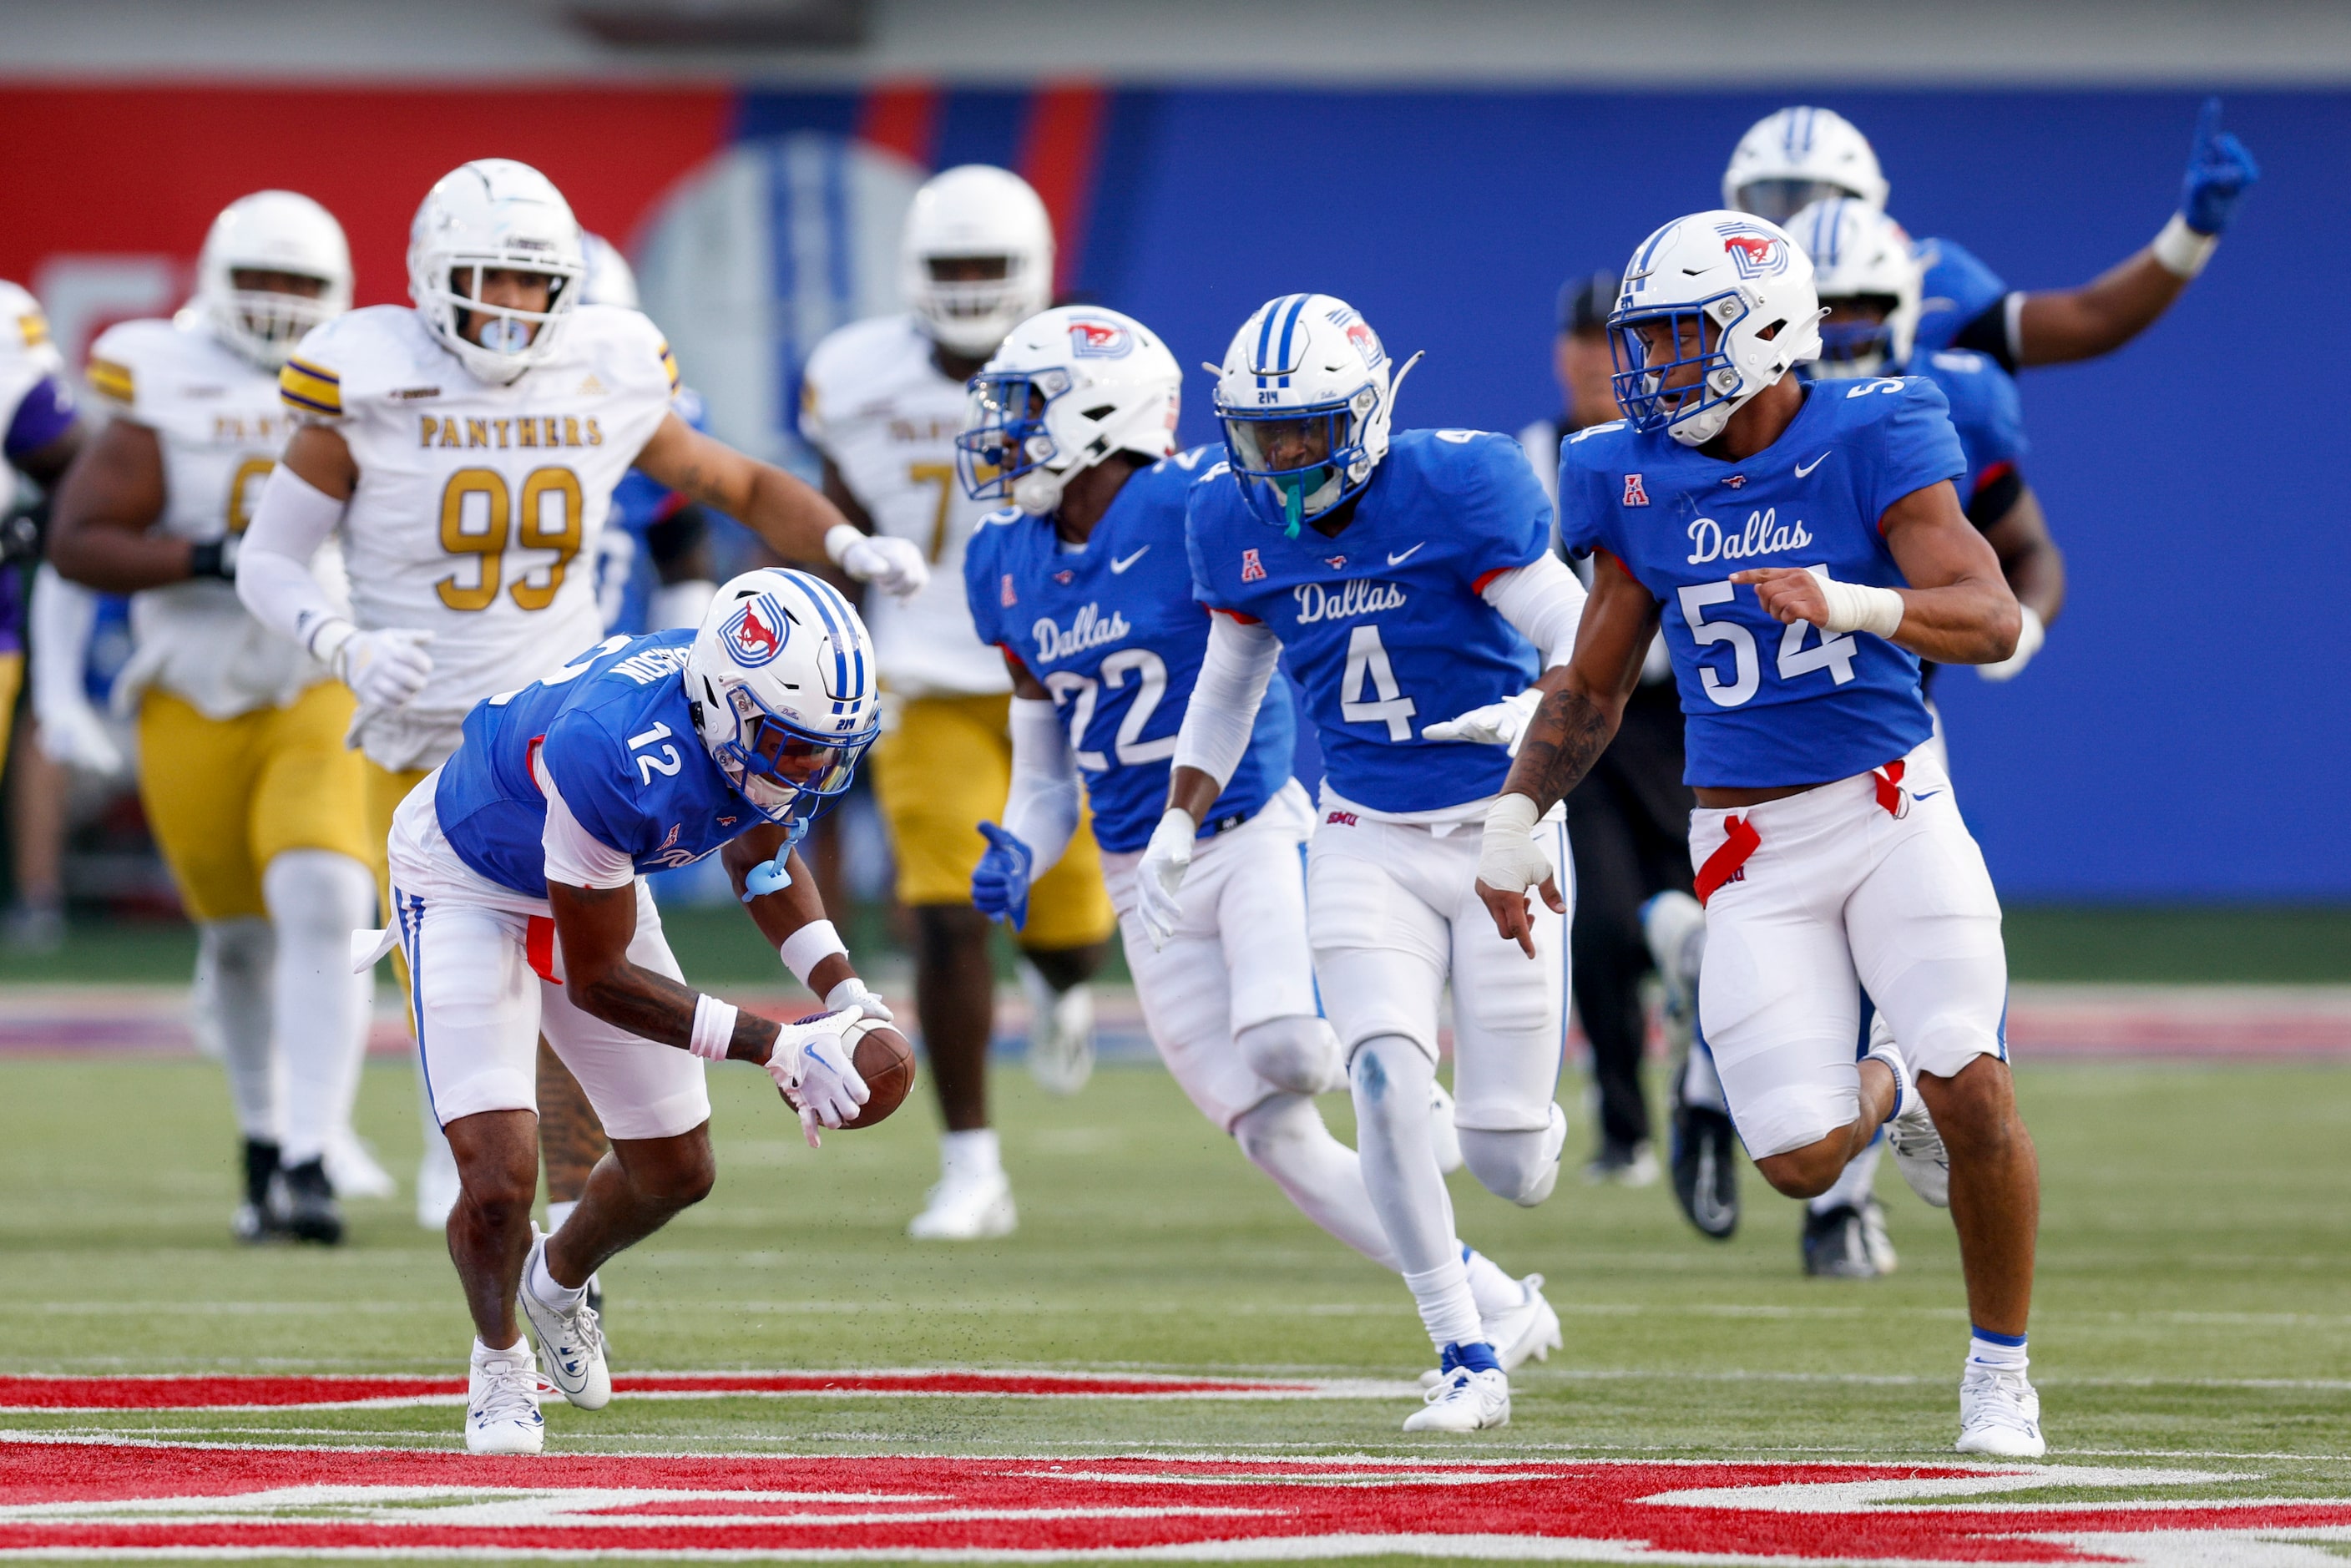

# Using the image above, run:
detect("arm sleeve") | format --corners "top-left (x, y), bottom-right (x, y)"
top-left (1866, 379), bottom-right (1969, 527)
top-left (235, 464), bottom-right (349, 655)
top-left (1001, 695), bottom-right (1081, 873)
top-left (1948, 296), bottom-right (2023, 375)
top-left (1170, 612), bottom-right (1279, 790)
top-left (533, 745), bottom-right (638, 891)
top-left (1479, 552), bottom-right (1588, 668)
top-left (28, 564), bottom-right (97, 722)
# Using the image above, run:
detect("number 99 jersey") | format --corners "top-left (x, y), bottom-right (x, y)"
top-left (1557, 377), bottom-right (1964, 790)
top-left (279, 301), bottom-right (679, 770)
top-left (963, 447), bottom-right (1294, 853)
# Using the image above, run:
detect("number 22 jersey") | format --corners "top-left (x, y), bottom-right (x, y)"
top-left (1557, 377), bottom-right (1964, 790)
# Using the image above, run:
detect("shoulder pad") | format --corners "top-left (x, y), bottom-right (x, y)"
top-left (87, 318), bottom-right (179, 410)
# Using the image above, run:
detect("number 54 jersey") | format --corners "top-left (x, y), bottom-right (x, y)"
top-left (1557, 376), bottom-right (1965, 791)
top-left (280, 301), bottom-right (679, 771)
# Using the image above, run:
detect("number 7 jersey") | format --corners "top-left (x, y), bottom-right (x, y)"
top-left (1557, 376), bottom-right (1964, 789)
top-left (280, 301), bottom-right (678, 771)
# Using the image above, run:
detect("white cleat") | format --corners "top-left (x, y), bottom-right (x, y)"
top-left (908, 1168), bottom-right (1017, 1241)
top-left (1859, 1196), bottom-right (1899, 1274)
top-left (518, 1227), bottom-right (610, 1411)
top-left (1429, 1081), bottom-right (1464, 1175)
top-left (1403, 1366), bottom-right (1511, 1433)
top-left (325, 1130), bottom-right (397, 1201)
top-left (1484, 1273), bottom-right (1562, 1372)
top-left (1956, 1365), bottom-right (2045, 1458)
top-left (1021, 965), bottom-right (1095, 1096)
top-left (1871, 1036), bottom-right (1951, 1208)
top-left (465, 1339), bottom-right (547, 1454)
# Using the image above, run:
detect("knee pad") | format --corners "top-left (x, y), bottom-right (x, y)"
top-left (1237, 1014), bottom-right (1344, 1096)
top-left (1459, 1101), bottom-right (1568, 1207)
top-left (1231, 1091), bottom-right (1317, 1168)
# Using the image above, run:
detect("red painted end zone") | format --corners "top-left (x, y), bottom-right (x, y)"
top-left (0, 1369), bottom-right (1319, 1410)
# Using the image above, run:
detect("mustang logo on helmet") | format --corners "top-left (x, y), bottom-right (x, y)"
top-left (720, 599), bottom-right (788, 667)
top-left (1717, 228), bottom-right (1790, 279)
top-left (1344, 321), bottom-right (1386, 368)
top-left (1067, 320), bottom-right (1132, 358)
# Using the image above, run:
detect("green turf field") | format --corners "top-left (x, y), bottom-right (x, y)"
top-left (1, 1049), bottom-right (2346, 1532)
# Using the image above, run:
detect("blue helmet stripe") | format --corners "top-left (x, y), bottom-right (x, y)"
top-left (1273, 294), bottom-right (1310, 378)
top-left (790, 573), bottom-right (854, 697)
top-left (798, 569), bottom-right (872, 700)
top-left (1254, 294), bottom-right (1290, 373)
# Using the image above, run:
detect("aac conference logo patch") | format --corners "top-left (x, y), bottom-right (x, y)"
top-left (720, 595), bottom-right (790, 668)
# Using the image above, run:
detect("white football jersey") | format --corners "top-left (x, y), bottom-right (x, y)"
top-left (281, 303), bottom-right (677, 770)
top-left (88, 314), bottom-right (341, 720)
top-left (0, 280), bottom-right (65, 447)
top-left (800, 314), bottom-right (1007, 698)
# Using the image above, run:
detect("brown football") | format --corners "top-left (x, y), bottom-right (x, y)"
top-left (838, 1018), bottom-right (916, 1129)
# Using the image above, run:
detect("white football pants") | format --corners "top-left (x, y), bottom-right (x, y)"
top-left (1691, 743), bottom-right (2006, 1161)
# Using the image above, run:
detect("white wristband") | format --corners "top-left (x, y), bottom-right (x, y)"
top-left (778, 919), bottom-right (848, 987)
top-left (2151, 212), bottom-right (2220, 280)
top-left (1809, 570), bottom-right (1906, 640)
top-left (822, 523), bottom-right (863, 567)
top-left (688, 994), bottom-right (740, 1062)
top-left (1484, 791), bottom-right (1540, 839)
top-left (306, 616), bottom-right (356, 665)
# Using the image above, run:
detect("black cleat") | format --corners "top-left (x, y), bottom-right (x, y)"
top-left (234, 1139), bottom-right (288, 1244)
top-left (1802, 1201), bottom-right (1881, 1279)
top-left (1670, 1089), bottom-right (1741, 1240)
top-left (278, 1158), bottom-right (346, 1245)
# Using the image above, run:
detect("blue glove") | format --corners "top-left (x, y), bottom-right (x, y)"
top-left (970, 821), bottom-right (1034, 931)
top-left (2181, 97), bottom-right (2259, 236)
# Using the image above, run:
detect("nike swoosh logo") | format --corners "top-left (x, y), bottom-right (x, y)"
top-left (1912, 789), bottom-right (1943, 801)
top-left (1388, 543), bottom-right (1428, 566)
top-left (1794, 453), bottom-right (1830, 477)
top-left (1109, 546), bottom-right (1150, 574)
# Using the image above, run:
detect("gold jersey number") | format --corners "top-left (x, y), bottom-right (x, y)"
top-left (437, 466), bottom-right (585, 612)
top-left (225, 457), bottom-right (276, 535)
top-left (906, 462), bottom-right (956, 563)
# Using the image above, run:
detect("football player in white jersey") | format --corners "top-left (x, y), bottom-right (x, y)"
top-left (0, 277), bottom-right (88, 775)
top-left (48, 192), bottom-right (372, 1245)
top-left (800, 165), bottom-right (1115, 1241)
top-left (235, 159), bottom-right (928, 1228)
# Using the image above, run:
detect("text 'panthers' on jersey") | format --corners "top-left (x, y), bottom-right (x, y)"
top-left (280, 301), bottom-right (679, 771)
top-left (1558, 377), bottom-right (1964, 790)
top-left (1186, 428), bottom-right (1547, 817)
top-left (93, 314), bottom-right (341, 720)
top-left (434, 629), bottom-right (756, 898)
top-left (1904, 346), bottom-right (2026, 513)
top-left (801, 313), bottom-right (1005, 698)
top-left (965, 446), bottom-right (1295, 853)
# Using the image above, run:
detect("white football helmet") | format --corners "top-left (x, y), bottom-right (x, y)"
top-left (956, 306), bottom-right (1181, 516)
top-left (579, 233), bottom-right (640, 311)
top-left (1722, 106), bottom-right (1889, 223)
top-left (685, 569), bottom-right (880, 827)
top-left (1211, 293), bottom-right (1421, 535)
top-left (1609, 211), bottom-right (1824, 448)
top-left (194, 191), bottom-right (351, 371)
top-left (900, 165), bottom-right (1054, 359)
top-left (1787, 197), bottom-right (1921, 380)
top-left (407, 159), bottom-right (586, 387)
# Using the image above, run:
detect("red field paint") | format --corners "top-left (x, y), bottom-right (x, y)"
top-left (0, 1441), bottom-right (2343, 1562)
top-left (0, 1369), bottom-right (1383, 1412)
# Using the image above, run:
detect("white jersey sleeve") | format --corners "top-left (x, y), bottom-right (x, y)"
top-left (297, 304), bottom-right (678, 771)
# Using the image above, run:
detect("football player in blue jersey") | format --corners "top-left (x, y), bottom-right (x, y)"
top-left (1479, 212), bottom-right (2044, 1457)
top-left (1146, 294), bottom-right (1590, 1432)
top-left (1723, 100), bottom-right (2257, 373)
top-left (367, 568), bottom-right (893, 1454)
top-left (957, 306), bottom-right (1562, 1381)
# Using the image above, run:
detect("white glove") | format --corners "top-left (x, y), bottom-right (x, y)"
top-left (822, 974), bottom-right (893, 1024)
top-left (764, 1007), bottom-right (869, 1147)
top-left (1134, 807), bottom-right (1196, 952)
top-left (1477, 793), bottom-right (1555, 897)
top-left (826, 524), bottom-right (929, 598)
top-left (1977, 604), bottom-right (2045, 684)
top-left (316, 621), bottom-right (436, 709)
top-left (37, 702), bottom-right (124, 776)
top-left (1423, 687), bottom-right (1543, 754)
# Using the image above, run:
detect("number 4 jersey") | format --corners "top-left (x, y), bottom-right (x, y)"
top-left (963, 447), bottom-right (1294, 853)
top-left (280, 301), bottom-right (679, 771)
top-left (1557, 376), bottom-right (1965, 789)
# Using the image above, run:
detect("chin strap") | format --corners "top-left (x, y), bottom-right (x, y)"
top-left (741, 813), bottom-right (814, 903)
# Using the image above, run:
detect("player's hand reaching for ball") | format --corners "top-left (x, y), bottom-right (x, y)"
top-left (825, 525), bottom-right (929, 597)
top-left (1474, 793), bottom-right (1564, 960)
top-left (764, 1007), bottom-right (870, 1146)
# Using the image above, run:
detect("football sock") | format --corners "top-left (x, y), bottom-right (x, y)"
top-left (529, 1242), bottom-right (588, 1311)
top-left (203, 918), bottom-right (279, 1143)
top-left (1231, 1092), bottom-right (1399, 1269)
top-left (941, 1128), bottom-right (1002, 1184)
top-left (1681, 1038), bottom-right (1729, 1114)
top-left (265, 851), bottom-right (377, 1168)
top-left (1440, 1340), bottom-right (1501, 1375)
top-left (1463, 1246), bottom-right (1524, 1321)
top-left (1351, 1036), bottom-right (1479, 1350)
top-left (1969, 1327), bottom-right (2028, 1373)
top-left (1807, 1134), bottom-right (1884, 1216)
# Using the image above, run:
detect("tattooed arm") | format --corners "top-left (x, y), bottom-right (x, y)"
top-left (1474, 551), bottom-right (1661, 956)
top-left (546, 877), bottom-right (790, 1065)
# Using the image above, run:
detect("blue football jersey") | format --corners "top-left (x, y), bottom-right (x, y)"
top-left (436, 629), bottom-right (762, 898)
top-left (1557, 377), bottom-right (1964, 789)
top-left (1912, 235), bottom-right (2010, 357)
top-left (1186, 428), bottom-right (1548, 814)
top-left (1904, 347), bottom-right (2026, 511)
top-left (965, 447), bottom-right (1295, 854)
